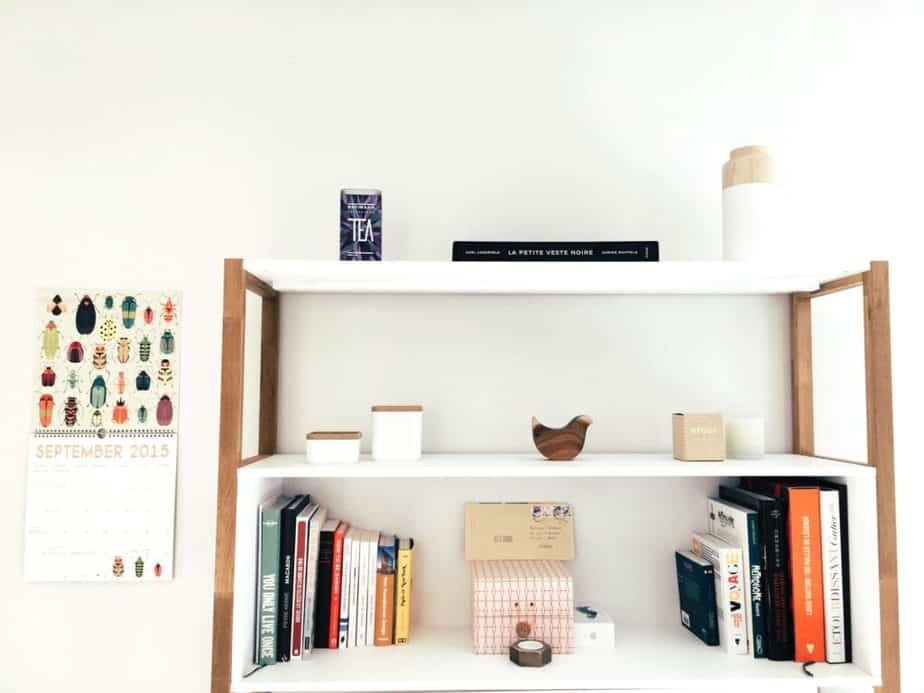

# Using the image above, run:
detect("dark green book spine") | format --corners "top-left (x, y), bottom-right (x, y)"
top-left (675, 551), bottom-right (719, 646)
top-left (258, 505), bottom-right (283, 665)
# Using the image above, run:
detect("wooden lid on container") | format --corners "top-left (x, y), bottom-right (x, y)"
top-left (371, 405), bottom-right (423, 412)
top-left (722, 145), bottom-right (774, 188)
top-left (306, 431), bottom-right (362, 440)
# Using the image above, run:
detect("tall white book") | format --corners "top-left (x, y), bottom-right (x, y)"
top-left (365, 530), bottom-right (380, 646)
top-left (347, 528), bottom-right (363, 647)
top-left (820, 489), bottom-right (847, 663)
top-left (692, 531), bottom-right (748, 655)
top-left (355, 529), bottom-right (372, 647)
top-left (338, 528), bottom-right (355, 648)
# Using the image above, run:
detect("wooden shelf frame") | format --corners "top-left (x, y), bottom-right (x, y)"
top-left (210, 259), bottom-right (901, 693)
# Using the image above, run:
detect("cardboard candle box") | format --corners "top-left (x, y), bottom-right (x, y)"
top-left (672, 413), bottom-right (725, 461)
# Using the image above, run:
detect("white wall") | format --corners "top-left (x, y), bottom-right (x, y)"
top-left (0, 2), bottom-right (921, 692)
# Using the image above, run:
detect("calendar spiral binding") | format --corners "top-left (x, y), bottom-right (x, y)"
top-left (32, 428), bottom-right (176, 438)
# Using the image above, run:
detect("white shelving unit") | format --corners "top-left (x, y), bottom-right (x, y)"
top-left (213, 260), bottom-right (896, 693)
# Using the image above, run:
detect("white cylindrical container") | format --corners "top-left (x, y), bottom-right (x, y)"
top-left (725, 418), bottom-right (765, 459)
top-left (372, 405), bottom-right (423, 461)
top-left (305, 431), bottom-right (362, 464)
top-left (722, 145), bottom-right (777, 261)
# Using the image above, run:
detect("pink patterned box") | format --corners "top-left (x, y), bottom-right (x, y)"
top-left (471, 560), bottom-right (574, 654)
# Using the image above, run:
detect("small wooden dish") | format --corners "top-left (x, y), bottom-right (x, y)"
top-left (531, 415), bottom-right (593, 460)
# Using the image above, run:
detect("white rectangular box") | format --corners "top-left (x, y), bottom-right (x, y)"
top-left (574, 604), bottom-right (615, 649)
top-left (305, 432), bottom-right (361, 464)
top-left (371, 405), bottom-right (423, 461)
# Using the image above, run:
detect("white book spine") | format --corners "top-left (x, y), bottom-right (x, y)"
top-left (355, 530), bottom-right (370, 647)
top-left (365, 531), bottom-right (380, 646)
top-left (706, 499), bottom-right (753, 655)
top-left (338, 531), bottom-right (354, 648)
top-left (693, 532), bottom-right (748, 655)
top-left (348, 530), bottom-right (362, 647)
top-left (820, 489), bottom-right (846, 663)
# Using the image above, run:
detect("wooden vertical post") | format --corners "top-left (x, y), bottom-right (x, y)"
top-left (864, 261), bottom-right (901, 693)
top-left (791, 291), bottom-right (814, 454)
top-left (258, 293), bottom-right (280, 455)
top-left (211, 259), bottom-right (247, 693)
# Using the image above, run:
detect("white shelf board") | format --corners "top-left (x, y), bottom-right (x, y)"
top-left (243, 260), bottom-right (860, 295)
top-left (231, 625), bottom-right (877, 692)
top-left (239, 453), bottom-right (874, 479)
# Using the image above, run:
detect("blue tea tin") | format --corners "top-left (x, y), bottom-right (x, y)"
top-left (340, 188), bottom-right (382, 261)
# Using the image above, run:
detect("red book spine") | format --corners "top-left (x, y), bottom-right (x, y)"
top-left (291, 519), bottom-right (308, 657)
top-left (787, 487), bottom-right (826, 662)
top-left (328, 522), bottom-right (349, 648)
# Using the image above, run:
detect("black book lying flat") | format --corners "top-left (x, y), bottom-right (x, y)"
top-left (452, 241), bottom-right (659, 261)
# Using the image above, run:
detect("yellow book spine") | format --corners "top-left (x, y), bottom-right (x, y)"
top-left (394, 542), bottom-right (413, 645)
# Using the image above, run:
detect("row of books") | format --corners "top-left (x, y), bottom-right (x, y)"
top-left (254, 494), bottom-right (415, 666)
top-left (675, 477), bottom-right (851, 663)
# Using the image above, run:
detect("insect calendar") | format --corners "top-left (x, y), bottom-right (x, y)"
top-left (24, 289), bottom-right (180, 581)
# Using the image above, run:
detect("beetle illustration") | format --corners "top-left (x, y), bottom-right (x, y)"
top-left (157, 359), bottom-right (173, 386)
top-left (90, 375), bottom-right (107, 408)
top-left (160, 330), bottom-right (175, 354)
top-left (91, 409), bottom-right (103, 427)
top-left (99, 317), bottom-right (117, 342)
top-left (67, 341), bottom-right (84, 363)
top-left (64, 396), bottom-right (78, 427)
top-left (42, 321), bottom-right (60, 359)
top-left (112, 399), bottom-right (128, 424)
top-left (121, 296), bottom-right (137, 328)
top-left (137, 404), bottom-right (148, 424)
top-left (66, 370), bottom-right (79, 389)
top-left (117, 371), bottom-right (126, 394)
top-left (47, 294), bottom-right (67, 316)
top-left (135, 370), bottom-right (151, 391)
top-left (104, 295), bottom-right (115, 310)
top-left (112, 556), bottom-right (124, 577)
top-left (161, 297), bottom-right (176, 323)
top-left (156, 395), bottom-right (173, 426)
top-left (75, 295), bottom-right (97, 334)
top-left (92, 344), bottom-right (107, 370)
top-left (117, 337), bottom-right (130, 364)
top-left (139, 335), bottom-right (151, 362)
top-left (135, 556), bottom-right (144, 578)
top-left (38, 394), bottom-right (54, 427)
top-left (41, 367), bottom-right (56, 387)
top-left (143, 306), bottom-right (154, 325)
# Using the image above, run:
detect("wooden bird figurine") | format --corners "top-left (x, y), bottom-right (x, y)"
top-left (531, 415), bottom-right (593, 460)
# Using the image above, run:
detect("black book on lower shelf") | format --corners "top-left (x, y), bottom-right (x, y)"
top-left (675, 550), bottom-right (719, 646)
top-left (312, 519), bottom-right (339, 649)
top-left (452, 241), bottom-right (659, 262)
top-left (719, 485), bottom-right (794, 661)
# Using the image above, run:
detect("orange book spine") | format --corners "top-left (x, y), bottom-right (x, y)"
top-left (373, 573), bottom-right (395, 646)
top-left (787, 487), bottom-right (826, 662)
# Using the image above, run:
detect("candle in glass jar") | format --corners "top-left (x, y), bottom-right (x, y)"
top-left (725, 417), bottom-right (765, 459)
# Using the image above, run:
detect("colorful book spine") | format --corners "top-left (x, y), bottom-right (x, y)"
top-left (328, 522), bottom-right (350, 648)
top-left (291, 503), bottom-right (317, 658)
top-left (338, 528), bottom-right (355, 648)
top-left (394, 538), bottom-right (414, 646)
top-left (313, 519), bottom-right (339, 648)
top-left (301, 506), bottom-right (327, 658)
top-left (820, 489), bottom-right (846, 663)
top-left (692, 531), bottom-right (748, 654)
top-left (256, 496), bottom-right (289, 665)
top-left (452, 240), bottom-right (660, 262)
top-left (720, 485), bottom-right (793, 660)
top-left (374, 534), bottom-right (397, 646)
top-left (675, 550), bottom-right (719, 646)
top-left (787, 486), bottom-right (826, 662)
top-left (365, 531), bottom-right (380, 646)
top-left (707, 497), bottom-right (765, 657)
top-left (277, 495), bottom-right (311, 661)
